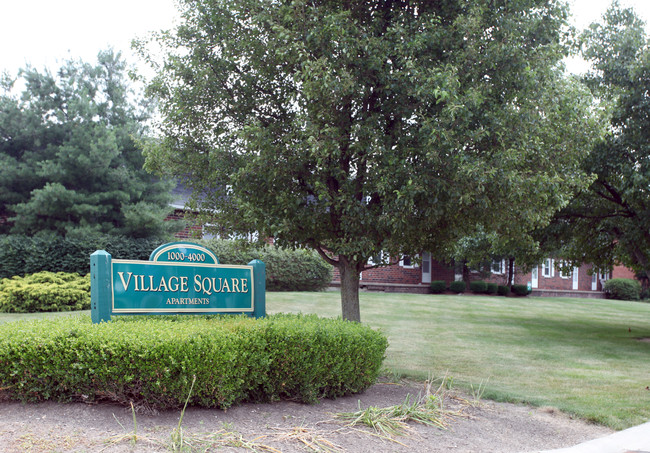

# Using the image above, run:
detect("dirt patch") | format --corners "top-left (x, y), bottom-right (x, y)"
top-left (0, 379), bottom-right (614, 452)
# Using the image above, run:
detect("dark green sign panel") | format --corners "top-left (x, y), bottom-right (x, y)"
top-left (112, 260), bottom-right (253, 313)
top-left (91, 242), bottom-right (265, 323)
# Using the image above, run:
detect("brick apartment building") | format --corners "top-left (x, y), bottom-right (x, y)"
top-left (330, 254), bottom-right (637, 298)
top-left (169, 186), bottom-right (638, 298)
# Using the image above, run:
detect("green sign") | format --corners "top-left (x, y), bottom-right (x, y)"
top-left (91, 242), bottom-right (265, 323)
top-left (149, 242), bottom-right (219, 264)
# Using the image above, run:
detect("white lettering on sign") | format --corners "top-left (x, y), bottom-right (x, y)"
top-left (192, 275), bottom-right (249, 295)
top-left (117, 271), bottom-right (248, 295)
top-left (165, 298), bottom-right (210, 305)
top-left (167, 252), bottom-right (206, 262)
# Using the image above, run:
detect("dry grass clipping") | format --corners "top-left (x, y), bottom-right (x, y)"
top-left (335, 375), bottom-right (473, 438)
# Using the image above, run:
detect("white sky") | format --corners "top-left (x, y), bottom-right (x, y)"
top-left (0, 0), bottom-right (649, 77)
top-left (0, 0), bottom-right (179, 77)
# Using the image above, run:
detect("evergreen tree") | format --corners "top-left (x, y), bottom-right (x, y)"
top-left (0, 50), bottom-right (176, 238)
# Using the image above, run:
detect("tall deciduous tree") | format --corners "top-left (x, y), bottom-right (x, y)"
top-left (142, 0), bottom-right (597, 321)
top-left (546, 2), bottom-right (650, 280)
top-left (0, 50), bottom-right (176, 239)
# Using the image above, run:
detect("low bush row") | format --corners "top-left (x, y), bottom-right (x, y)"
top-left (497, 284), bottom-right (510, 296)
top-left (0, 314), bottom-right (388, 410)
top-left (201, 239), bottom-right (332, 291)
top-left (430, 280), bottom-right (529, 296)
top-left (0, 272), bottom-right (90, 313)
top-left (511, 284), bottom-right (531, 296)
top-left (0, 235), bottom-right (333, 292)
top-left (449, 280), bottom-right (466, 293)
top-left (0, 234), bottom-right (162, 279)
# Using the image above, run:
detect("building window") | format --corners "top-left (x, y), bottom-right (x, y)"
top-left (422, 253), bottom-right (430, 274)
top-left (491, 259), bottom-right (505, 275)
top-left (558, 260), bottom-right (572, 279)
top-left (542, 258), bottom-right (554, 278)
top-left (367, 251), bottom-right (385, 266)
top-left (400, 255), bottom-right (415, 268)
top-left (202, 225), bottom-right (258, 242)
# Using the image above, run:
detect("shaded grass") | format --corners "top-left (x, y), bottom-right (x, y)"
top-left (267, 291), bottom-right (650, 430)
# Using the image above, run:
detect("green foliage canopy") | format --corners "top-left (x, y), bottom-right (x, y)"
top-left (142, 0), bottom-right (597, 321)
top-left (0, 50), bottom-right (176, 238)
top-left (546, 2), bottom-right (650, 279)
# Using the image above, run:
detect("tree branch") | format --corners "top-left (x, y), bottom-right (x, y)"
top-left (312, 243), bottom-right (339, 267)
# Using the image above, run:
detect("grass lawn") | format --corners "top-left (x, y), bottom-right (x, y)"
top-left (0, 310), bottom-right (86, 323)
top-left (1, 292), bottom-right (647, 429)
top-left (266, 291), bottom-right (650, 430)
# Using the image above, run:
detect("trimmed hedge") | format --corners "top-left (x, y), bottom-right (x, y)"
top-left (469, 281), bottom-right (487, 294)
top-left (497, 285), bottom-right (510, 296)
top-left (603, 278), bottom-right (641, 301)
top-left (0, 234), bottom-right (162, 279)
top-left (0, 314), bottom-right (387, 409)
top-left (486, 283), bottom-right (498, 294)
top-left (0, 235), bottom-right (333, 292)
top-left (430, 280), bottom-right (447, 294)
top-left (0, 272), bottom-right (90, 313)
top-left (201, 239), bottom-right (332, 291)
top-left (511, 284), bottom-right (530, 296)
top-left (449, 281), bottom-right (466, 293)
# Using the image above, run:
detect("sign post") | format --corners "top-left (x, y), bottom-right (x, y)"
top-left (90, 242), bottom-right (265, 323)
top-left (90, 250), bottom-right (112, 324)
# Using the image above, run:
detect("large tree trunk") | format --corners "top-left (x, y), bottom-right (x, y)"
top-left (462, 261), bottom-right (471, 288)
top-left (507, 257), bottom-right (515, 286)
top-left (338, 258), bottom-right (361, 322)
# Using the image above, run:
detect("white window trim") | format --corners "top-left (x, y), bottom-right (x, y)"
top-left (203, 225), bottom-right (258, 242)
top-left (558, 260), bottom-right (572, 279)
top-left (421, 252), bottom-right (431, 274)
top-left (399, 255), bottom-right (417, 269)
top-left (491, 259), bottom-right (506, 275)
top-left (542, 258), bottom-right (554, 278)
top-left (367, 251), bottom-right (385, 266)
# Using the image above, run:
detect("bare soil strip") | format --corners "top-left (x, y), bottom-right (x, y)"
top-left (0, 380), bottom-right (613, 452)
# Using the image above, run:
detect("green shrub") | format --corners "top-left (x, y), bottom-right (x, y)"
top-left (486, 283), bottom-right (498, 294)
top-left (0, 234), bottom-right (163, 278)
top-left (0, 235), bottom-right (332, 292)
top-left (511, 284), bottom-right (530, 296)
top-left (497, 285), bottom-right (510, 296)
top-left (0, 272), bottom-right (90, 312)
top-left (0, 314), bottom-right (387, 409)
top-left (261, 247), bottom-right (332, 291)
top-left (430, 280), bottom-right (446, 293)
top-left (603, 278), bottom-right (641, 301)
top-left (201, 239), bottom-right (332, 291)
top-left (449, 281), bottom-right (466, 293)
top-left (470, 281), bottom-right (487, 294)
